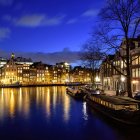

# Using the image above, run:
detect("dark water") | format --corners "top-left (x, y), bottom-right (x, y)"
top-left (0, 86), bottom-right (139, 140)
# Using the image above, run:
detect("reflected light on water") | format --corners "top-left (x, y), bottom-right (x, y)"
top-left (0, 86), bottom-right (136, 140)
top-left (24, 92), bottom-right (30, 118)
top-left (63, 94), bottom-right (70, 122)
top-left (0, 87), bottom-right (71, 122)
top-left (18, 88), bottom-right (22, 112)
top-left (53, 86), bottom-right (57, 109)
top-left (0, 89), bottom-right (4, 120)
top-left (9, 90), bottom-right (15, 118)
top-left (0, 88), bottom-right (31, 120)
top-left (46, 88), bottom-right (51, 118)
top-left (82, 102), bottom-right (88, 120)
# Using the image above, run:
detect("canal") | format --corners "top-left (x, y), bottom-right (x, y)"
top-left (0, 86), bottom-right (139, 140)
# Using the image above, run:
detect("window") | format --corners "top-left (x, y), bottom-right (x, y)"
top-left (130, 42), bottom-right (135, 50)
top-left (132, 69), bottom-right (136, 78)
top-left (136, 68), bottom-right (139, 77)
top-left (136, 56), bottom-right (139, 65)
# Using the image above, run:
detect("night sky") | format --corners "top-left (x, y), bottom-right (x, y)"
top-left (0, 0), bottom-right (105, 53)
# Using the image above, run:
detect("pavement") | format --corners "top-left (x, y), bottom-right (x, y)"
top-left (104, 90), bottom-right (137, 97)
top-left (104, 90), bottom-right (116, 96)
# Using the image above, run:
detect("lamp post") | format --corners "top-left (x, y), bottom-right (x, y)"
top-left (121, 75), bottom-right (125, 91)
top-left (95, 76), bottom-right (100, 89)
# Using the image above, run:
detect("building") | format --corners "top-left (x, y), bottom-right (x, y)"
top-left (0, 54), bottom-right (98, 85)
top-left (120, 37), bottom-right (140, 92)
top-left (30, 62), bottom-right (46, 83)
top-left (55, 62), bottom-right (71, 83)
top-left (100, 36), bottom-right (140, 92)
top-left (0, 57), bottom-right (7, 68)
top-left (0, 55), bottom-right (18, 84)
top-left (70, 66), bottom-right (92, 83)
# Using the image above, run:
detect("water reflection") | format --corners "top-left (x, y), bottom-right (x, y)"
top-left (46, 87), bottom-right (51, 117)
top-left (82, 102), bottom-right (88, 120)
top-left (0, 86), bottom-right (70, 122)
top-left (0, 86), bottom-right (137, 140)
top-left (63, 93), bottom-right (70, 122)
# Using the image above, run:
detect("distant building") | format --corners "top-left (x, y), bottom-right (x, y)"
top-left (70, 66), bottom-right (92, 83)
top-left (0, 57), bottom-right (7, 68)
top-left (1, 55), bottom-right (18, 84)
top-left (30, 62), bottom-right (46, 83)
top-left (55, 62), bottom-right (71, 83)
top-left (0, 54), bottom-right (96, 85)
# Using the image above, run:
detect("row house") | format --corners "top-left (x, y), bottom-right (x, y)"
top-left (121, 37), bottom-right (140, 92)
top-left (70, 66), bottom-right (92, 83)
top-left (15, 56), bottom-right (33, 84)
top-left (0, 54), bottom-right (33, 84)
top-left (100, 55), bottom-right (115, 90)
top-left (47, 62), bottom-right (71, 84)
top-left (100, 36), bottom-right (140, 92)
top-left (0, 58), bottom-right (17, 84)
top-left (0, 53), bottom-right (95, 85)
top-left (55, 62), bottom-right (70, 83)
top-left (30, 62), bottom-right (47, 83)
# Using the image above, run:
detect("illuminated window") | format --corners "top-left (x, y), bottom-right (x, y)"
top-left (136, 56), bottom-right (139, 65)
top-left (136, 68), bottom-right (139, 77)
top-left (132, 69), bottom-right (135, 77)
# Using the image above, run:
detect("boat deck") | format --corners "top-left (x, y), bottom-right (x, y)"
top-left (91, 95), bottom-right (138, 105)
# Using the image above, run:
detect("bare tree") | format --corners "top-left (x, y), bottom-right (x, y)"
top-left (80, 40), bottom-right (102, 84)
top-left (94, 0), bottom-right (140, 97)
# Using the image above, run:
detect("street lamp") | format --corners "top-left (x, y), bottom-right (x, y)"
top-left (95, 76), bottom-right (100, 82)
top-left (121, 75), bottom-right (125, 82)
top-left (120, 75), bottom-right (125, 92)
top-left (95, 76), bottom-right (100, 89)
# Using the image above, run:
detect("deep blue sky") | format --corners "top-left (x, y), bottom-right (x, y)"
top-left (0, 0), bottom-right (105, 53)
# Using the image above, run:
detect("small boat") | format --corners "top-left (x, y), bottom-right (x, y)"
top-left (85, 94), bottom-right (140, 125)
top-left (1, 82), bottom-right (21, 88)
top-left (66, 86), bottom-right (86, 99)
top-left (80, 85), bottom-right (103, 95)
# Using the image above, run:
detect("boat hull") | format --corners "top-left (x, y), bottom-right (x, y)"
top-left (66, 87), bottom-right (86, 99)
top-left (86, 95), bottom-right (140, 125)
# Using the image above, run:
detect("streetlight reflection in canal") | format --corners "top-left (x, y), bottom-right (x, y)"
top-left (0, 86), bottom-right (139, 140)
top-left (0, 87), bottom-right (71, 122)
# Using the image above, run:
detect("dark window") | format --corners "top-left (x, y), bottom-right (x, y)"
top-left (138, 42), bottom-right (140, 47)
top-left (130, 42), bottom-right (135, 50)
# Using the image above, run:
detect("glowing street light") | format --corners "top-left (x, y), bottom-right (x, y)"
top-left (95, 76), bottom-right (100, 82)
top-left (121, 76), bottom-right (125, 82)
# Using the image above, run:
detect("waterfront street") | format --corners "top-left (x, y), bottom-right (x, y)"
top-left (0, 86), bottom-right (140, 140)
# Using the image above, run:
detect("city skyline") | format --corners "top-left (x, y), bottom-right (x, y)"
top-left (0, 0), bottom-right (105, 53)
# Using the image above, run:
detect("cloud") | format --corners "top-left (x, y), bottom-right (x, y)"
top-left (14, 14), bottom-right (65, 27)
top-left (0, 28), bottom-right (11, 40)
top-left (66, 18), bottom-right (78, 24)
top-left (14, 15), bottom-right (45, 27)
top-left (82, 9), bottom-right (99, 17)
top-left (0, 0), bottom-right (13, 6)
top-left (0, 50), bottom-right (81, 65)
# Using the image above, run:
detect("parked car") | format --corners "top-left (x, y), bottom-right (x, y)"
top-left (134, 92), bottom-right (140, 100)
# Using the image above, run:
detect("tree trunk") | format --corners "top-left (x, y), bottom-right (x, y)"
top-left (126, 39), bottom-right (132, 98)
top-left (126, 74), bottom-right (132, 98)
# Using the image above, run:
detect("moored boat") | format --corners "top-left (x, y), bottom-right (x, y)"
top-left (1, 82), bottom-right (21, 88)
top-left (85, 94), bottom-right (140, 125)
top-left (66, 86), bottom-right (86, 99)
top-left (80, 85), bottom-right (103, 95)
